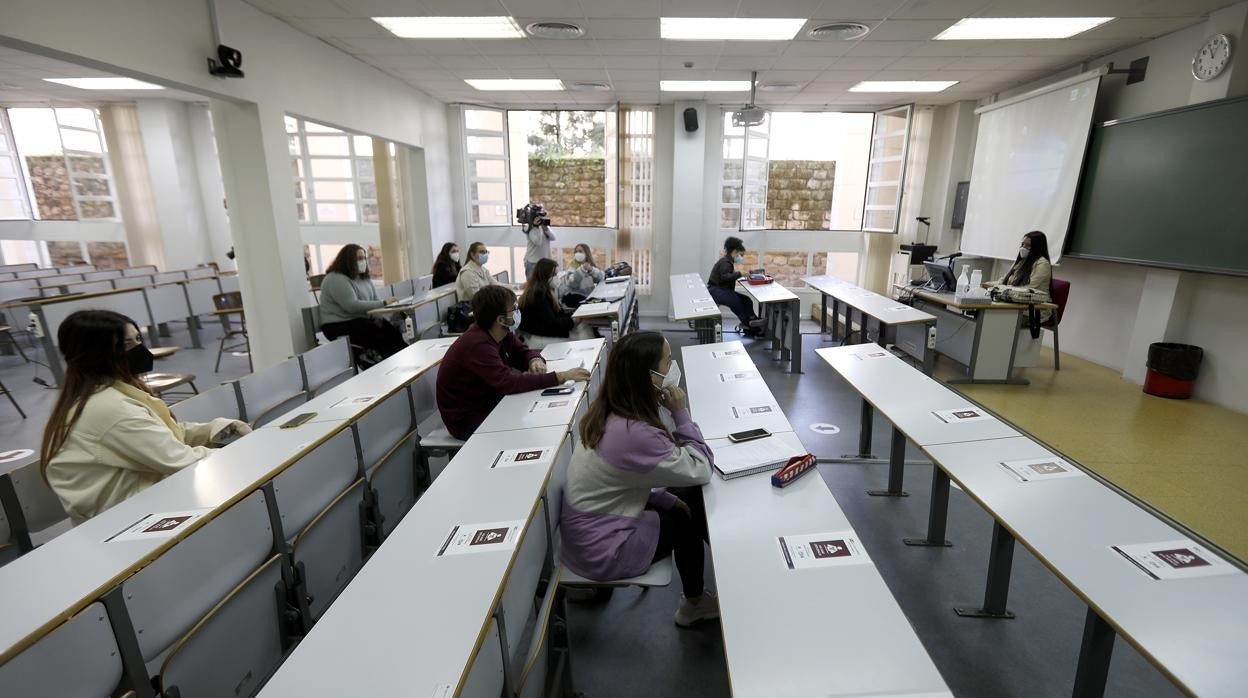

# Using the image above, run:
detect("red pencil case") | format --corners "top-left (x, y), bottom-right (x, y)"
top-left (747, 274), bottom-right (774, 285)
top-left (771, 453), bottom-right (816, 488)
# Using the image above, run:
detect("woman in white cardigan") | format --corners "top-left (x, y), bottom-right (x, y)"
top-left (41, 310), bottom-right (250, 523)
top-left (985, 230), bottom-right (1054, 323)
top-left (455, 241), bottom-right (497, 301)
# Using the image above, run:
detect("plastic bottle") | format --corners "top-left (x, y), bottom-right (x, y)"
top-left (955, 267), bottom-right (970, 301)
top-left (970, 269), bottom-right (983, 289)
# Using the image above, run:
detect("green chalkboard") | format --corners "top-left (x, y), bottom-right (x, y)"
top-left (1066, 95), bottom-right (1248, 276)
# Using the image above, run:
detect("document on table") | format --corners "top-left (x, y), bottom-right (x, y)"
top-left (711, 431), bottom-right (806, 480)
top-left (854, 348), bottom-right (892, 360)
top-left (1111, 539), bottom-right (1238, 581)
top-left (541, 345), bottom-right (570, 360)
top-left (931, 407), bottom-right (991, 424)
top-left (545, 358), bottom-right (584, 374)
top-left (711, 348), bottom-right (745, 359)
top-left (435, 520), bottom-right (524, 557)
top-left (998, 457), bottom-right (1085, 483)
top-left (530, 397), bottom-right (575, 412)
top-left (777, 530), bottom-right (871, 570)
top-left (107, 508), bottom-right (213, 543)
top-left (331, 395), bottom-right (378, 409)
top-left (718, 369), bottom-right (760, 383)
top-left (731, 403), bottom-right (779, 419)
top-left (491, 447), bottom-right (556, 469)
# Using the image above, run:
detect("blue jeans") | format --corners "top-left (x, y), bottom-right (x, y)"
top-left (708, 285), bottom-right (758, 326)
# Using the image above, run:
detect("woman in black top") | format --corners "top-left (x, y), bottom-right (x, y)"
top-left (431, 242), bottom-right (461, 288)
top-left (707, 236), bottom-right (763, 336)
top-left (518, 258), bottom-right (575, 338)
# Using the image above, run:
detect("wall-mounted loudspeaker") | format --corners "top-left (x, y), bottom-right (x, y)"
top-left (683, 107), bottom-right (698, 132)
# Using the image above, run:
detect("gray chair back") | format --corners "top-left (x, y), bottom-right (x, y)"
top-left (355, 389), bottom-right (418, 538)
top-left (0, 602), bottom-right (122, 696)
top-left (462, 618), bottom-right (506, 698)
top-left (354, 389), bottom-right (414, 469)
top-left (367, 439), bottom-right (418, 539)
top-left (410, 366), bottom-right (438, 426)
top-left (270, 430), bottom-right (360, 542)
top-left (7, 460), bottom-right (70, 541)
top-left (237, 357), bottom-right (307, 427)
top-left (415, 274), bottom-right (433, 293)
top-left (301, 306), bottom-right (322, 347)
top-left (170, 382), bottom-right (241, 424)
top-left (298, 337), bottom-right (353, 397)
top-left (291, 479), bottom-right (368, 620)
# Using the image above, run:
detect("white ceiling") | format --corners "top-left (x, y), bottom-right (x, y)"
top-left (246, 0), bottom-right (1234, 108)
top-left (0, 46), bottom-right (205, 106)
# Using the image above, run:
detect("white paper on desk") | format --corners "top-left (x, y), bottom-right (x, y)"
top-left (853, 349), bottom-right (892, 361)
top-left (541, 345), bottom-right (570, 360)
top-left (777, 530), bottom-right (871, 570)
top-left (436, 520), bottom-right (524, 557)
top-left (107, 508), bottom-right (213, 543)
top-left (530, 397), bottom-right (575, 412)
top-left (386, 364), bottom-right (422, 376)
top-left (711, 432), bottom-right (805, 479)
top-left (331, 395), bottom-right (378, 409)
top-left (711, 348), bottom-right (744, 359)
top-left (931, 407), bottom-right (991, 424)
top-left (571, 345), bottom-right (597, 354)
top-left (998, 457), bottom-right (1084, 483)
top-left (693, 304), bottom-right (717, 313)
top-left (491, 447), bottom-right (556, 469)
top-left (431, 683), bottom-right (453, 698)
top-left (1110, 539), bottom-right (1237, 581)
top-left (731, 403), bottom-right (779, 419)
top-left (886, 306), bottom-right (911, 313)
top-left (718, 370), bottom-right (760, 383)
top-left (545, 358), bottom-right (584, 374)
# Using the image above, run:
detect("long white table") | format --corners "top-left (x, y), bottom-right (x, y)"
top-left (818, 343), bottom-right (1248, 697)
top-left (669, 272), bottom-right (721, 344)
top-left (737, 279), bottom-right (802, 373)
top-left (571, 277), bottom-right (635, 340)
top-left (683, 341), bottom-right (950, 697)
top-left (805, 274), bottom-right (937, 374)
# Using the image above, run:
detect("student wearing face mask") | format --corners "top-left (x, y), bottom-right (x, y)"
top-left (708, 236), bottom-right (764, 337)
top-left (560, 243), bottom-right (605, 302)
top-left (431, 242), bottom-right (462, 288)
top-left (41, 311), bottom-right (251, 523)
top-left (318, 244), bottom-right (406, 362)
top-left (456, 241), bottom-right (497, 300)
top-left (559, 331), bottom-right (719, 628)
top-left (983, 230), bottom-right (1054, 322)
top-left (436, 285), bottom-right (591, 440)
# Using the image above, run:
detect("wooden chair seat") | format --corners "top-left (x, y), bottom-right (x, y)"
top-left (142, 372), bottom-right (198, 398)
top-left (150, 346), bottom-right (179, 360)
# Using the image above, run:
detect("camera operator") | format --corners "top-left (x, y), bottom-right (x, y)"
top-left (519, 203), bottom-right (555, 279)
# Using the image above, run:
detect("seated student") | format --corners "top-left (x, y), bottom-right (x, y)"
top-left (559, 243), bottom-right (605, 303)
top-left (431, 242), bottom-right (461, 288)
top-left (707, 236), bottom-right (764, 337)
top-left (518, 258), bottom-right (575, 339)
top-left (456, 241), bottom-right (496, 300)
top-left (318, 244), bottom-right (406, 362)
top-left (559, 331), bottom-right (719, 627)
top-left (984, 230), bottom-right (1054, 322)
top-left (42, 311), bottom-right (251, 523)
top-left (436, 285), bottom-right (590, 439)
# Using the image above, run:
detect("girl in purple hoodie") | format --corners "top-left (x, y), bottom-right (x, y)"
top-left (560, 331), bottom-right (718, 627)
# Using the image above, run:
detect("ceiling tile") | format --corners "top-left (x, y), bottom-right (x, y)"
top-left (284, 18), bottom-right (392, 37)
top-left (760, 69), bottom-right (826, 80)
top-left (433, 54), bottom-right (503, 69)
top-left (814, 0), bottom-right (911, 21)
top-left (575, 0), bottom-right (661, 19)
top-left (863, 19), bottom-right (957, 41)
top-left (830, 55), bottom-right (898, 69)
top-left (846, 40), bottom-right (923, 56)
top-left (661, 55), bottom-right (718, 70)
top-left (596, 40), bottom-right (662, 55)
top-left (503, 67), bottom-right (564, 77)
top-left (497, 0), bottom-right (584, 16)
top-left (527, 39), bottom-right (602, 55)
top-left (553, 68), bottom-right (611, 80)
top-left (603, 54), bottom-right (660, 69)
top-left (1078, 17), bottom-right (1202, 40)
top-left (414, 0), bottom-right (512, 16)
top-left (942, 56), bottom-right (1015, 70)
top-left (361, 54), bottom-right (442, 69)
top-left (545, 54), bottom-right (607, 67)
top-left (659, 0), bottom-right (747, 18)
top-left (483, 54), bottom-right (554, 67)
top-left (717, 41), bottom-right (791, 56)
top-left (736, 0), bottom-right (825, 17)
top-left (716, 55), bottom-right (779, 71)
top-left (605, 69), bottom-right (661, 82)
top-left (336, 38), bottom-right (429, 55)
top-left (771, 54), bottom-right (840, 69)
top-left (782, 40), bottom-right (857, 57)
top-left (887, 55), bottom-right (955, 69)
top-left (254, 0), bottom-right (352, 17)
top-left (893, 0), bottom-right (995, 20)
top-left (581, 19), bottom-right (660, 39)
top-left (660, 40), bottom-right (726, 56)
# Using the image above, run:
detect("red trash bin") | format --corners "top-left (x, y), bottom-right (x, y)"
top-left (1143, 343), bottom-right (1203, 399)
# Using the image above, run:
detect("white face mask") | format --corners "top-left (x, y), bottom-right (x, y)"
top-left (504, 308), bottom-right (521, 331)
top-left (478, 252), bottom-right (489, 265)
top-left (733, 254), bottom-right (744, 264)
top-left (1018, 247), bottom-right (1030, 260)
top-left (651, 360), bottom-right (682, 390)
top-left (450, 251), bottom-right (460, 262)
top-left (356, 259), bottom-right (368, 274)
top-left (574, 251), bottom-right (586, 263)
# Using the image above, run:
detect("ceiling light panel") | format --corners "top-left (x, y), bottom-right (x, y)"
top-left (660, 18), bottom-right (807, 41)
top-left (44, 77), bottom-right (164, 90)
top-left (660, 80), bottom-right (753, 92)
top-left (464, 78), bottom-right (565, 90)
top-left (373, 16), bottom-right (524, 39)
top-left (849, 80), bottom-right (958, 92)
top-left (934, 17), bottom-right (1114, 41)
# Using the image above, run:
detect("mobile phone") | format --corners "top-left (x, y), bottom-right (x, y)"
top-left (728, 428), bottom-right (770, 443)
top-left (279, 412), bottom-right (317, 429)
top-left (541, 387), bottom-right (575, 397)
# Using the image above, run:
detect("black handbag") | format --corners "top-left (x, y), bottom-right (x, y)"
top-left (446, 301), bottom-right (473, 334)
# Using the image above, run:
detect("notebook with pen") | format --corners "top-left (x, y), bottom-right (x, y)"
top-left (710, 432), bottom-right (807, 480)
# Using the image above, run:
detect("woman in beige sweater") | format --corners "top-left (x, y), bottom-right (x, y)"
top-left (41, 310), bottom-right (250, 523)
top-left (985, 230), bottom-right (1054, 323)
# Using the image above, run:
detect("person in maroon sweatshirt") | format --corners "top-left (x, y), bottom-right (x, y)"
top-left (437, 285), bottom-right (591, 439)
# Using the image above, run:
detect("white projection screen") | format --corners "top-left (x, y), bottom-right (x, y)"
top-left (960, 70), bottom-right (1103, 262)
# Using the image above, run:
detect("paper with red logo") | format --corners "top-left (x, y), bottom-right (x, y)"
top-left (777, 530), bottom-right (871, 570)
top-left (436, 520), bottom-right (524, 557)
top-left (1111, 539), bottom-right (1237, 581)
top-left (107, 508), bottom-right (213, 543)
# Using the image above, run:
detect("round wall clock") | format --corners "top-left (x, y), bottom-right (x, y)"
top-left (1192, 33), bottom-right (1232, 81)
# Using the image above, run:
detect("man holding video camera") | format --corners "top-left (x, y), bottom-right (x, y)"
top-left (518, 202), bottom-right (555, 279)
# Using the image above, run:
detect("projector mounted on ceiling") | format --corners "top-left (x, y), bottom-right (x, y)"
top-left (732, 72), bottom-right (765, 127)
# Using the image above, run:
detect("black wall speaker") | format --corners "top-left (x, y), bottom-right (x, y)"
top-left (683, 107), bottom-right (698, 132)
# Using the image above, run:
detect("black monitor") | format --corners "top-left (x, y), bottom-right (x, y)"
top-left (923, 261), bottom-right (957, 292)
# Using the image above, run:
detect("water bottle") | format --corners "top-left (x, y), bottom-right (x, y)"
top-left (403, 315), bottom-right (415, 343)
top-left (955, 268), bottom-right (970, 302)
top-left (970, 269), bottom-right (983, 289)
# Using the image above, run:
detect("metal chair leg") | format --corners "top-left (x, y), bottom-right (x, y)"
top-left (215, 334), bottom-right (227, 372)
top-left (2, 330), bottom-right (30, 363)
top-left (1053, 325), bottom-right (1061, 371)
top-left (0, 379), bottom-right (25, 419)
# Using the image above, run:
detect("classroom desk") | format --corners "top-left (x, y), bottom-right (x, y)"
top-left (366, 282), bottom-right (458, 340)
top-left (473, 339), bottom-right (606, 435)
top-left (679, 344), bottom-right (791, 440)
top-left (571, 277), bottom-right (635, 340)
top-left (257, 425), bottom-right (573, 698)
top-left (893, 285), bottom-right (1057, 385)
top-left (669, 272), bottom-right (721, 344)
top-left (737, 280), bottom-right (802, 373)
top-left (805, 274), bottom-right (937, 374)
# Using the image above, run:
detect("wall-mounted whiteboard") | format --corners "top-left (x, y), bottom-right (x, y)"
top-left (960, 70), bottom-right (1103, 263)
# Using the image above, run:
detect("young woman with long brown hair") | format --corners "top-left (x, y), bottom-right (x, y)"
top-left (41, 310), bottom-right (249, 522)
top-left (559, 331), bottom-right (719, 627)
top-left (430, 242), bottom-right (461, 288)
top-left (517, 258), bottom-right (574, 339)
top-left (317, 243), bottom-right (405, 363)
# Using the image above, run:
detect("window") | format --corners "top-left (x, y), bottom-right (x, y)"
top-left (5, 107), bottom-right (119, 221)
top-left (863, 105), bottom-right (913, 233)
top-left (0, 111), bottom-right (28, 220)
top-left (619, 108), bottom-right (654, 287)
top-left (464, 108), bottom-right (510, 226)
top-left (286, 116), bottom-right (378, 224)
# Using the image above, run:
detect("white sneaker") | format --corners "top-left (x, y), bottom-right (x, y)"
top-left (674, 591), bottom-right (720, 628)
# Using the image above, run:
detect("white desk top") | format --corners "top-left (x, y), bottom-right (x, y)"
top-left (703, 452), bottom-right (950, 697)
top-left (924, 437), bottom-right (1248, 698)
top-left (368, 283), bottom-right (457, 315)
top-left (805, 274), bottom-right (936, 326)
top-left (738, 279), bottom-right (798, 304)
top-left (670, 273), bottom-right (719, 322)
top-left (257, 426), bottom-right (572, 698)
top-left (472, 338), bottom-right (605, 434)
top-left (681, 342), bottom-right (794, 439)
top-left (816, 345), bottom-right (1019, 446)
top-left (571, 299), bottom-right (620, 320)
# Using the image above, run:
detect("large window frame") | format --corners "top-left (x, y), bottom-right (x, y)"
top-left (2, 106), bottom-right (121, 221)
top-left (286, 116), bottom-right (378, 225)
top-left (0, 110), bottom-right (30, 220)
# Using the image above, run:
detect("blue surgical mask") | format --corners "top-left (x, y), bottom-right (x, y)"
top-left (478, 252), bottom-right (490, 265)
top-left (506, 308), bottom-right (521, 330)
top-left (733, 255), bottom-right (744, 264)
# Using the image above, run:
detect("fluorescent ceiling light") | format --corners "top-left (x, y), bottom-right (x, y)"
top-left (373, 16), bottom-right (523, 39)
top-left (934, 17), bottom-right (1114, 40)
top-left (660, 80), bottom-right (752, 92)
top-left (850, 80), bottom-right (958, 92)
top-left (44, 77), bottom-right (164, 90)
top-left (465, 79), bottom-right (565, 91)
top-left (661, 17), bottom-right (806, 41)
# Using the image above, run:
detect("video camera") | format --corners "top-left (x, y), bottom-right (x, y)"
top-left (516, 203), bottom-right (551, 231)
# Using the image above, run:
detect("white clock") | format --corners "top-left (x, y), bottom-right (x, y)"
top-left (1192, 33), bottom-right (1232, 81)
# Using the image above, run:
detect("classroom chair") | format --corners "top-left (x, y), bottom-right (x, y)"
top-left (0, 602), bottom-right (125, 697)
top-left (354, 388), bottom-right (422, 539)
top-left (1042, 278), bottom-right (1072, 370)
top-left (158, 554), bottom-right (294, 698)
top-left (494, 270), bottom-right (511, 284)
top-left (0, 459), bottom-right (71, 552)
top-left (298, 337), bottom-right (355, 397)
top-left (514, 566), bottom-right (568, 698)
top-left (301, 305), bottom-right (323, 347)
top-left (290, 479), bottom-right (369, 621)
top-left (141, 372), bottom-right (199, 404)
top-left (212, 291), bottom-right (251, 372)
top-left (235, 357), bottom-right (308, 427)
top-left (0, 323), bottom-right (31, 363)
top-left (416, 412), bottom-right (466, 478)
top-left (0, 505), bottom-right (14, 566)
top-left (0, 377), bottom-right (23, 419)
top-left (416, 274), bottom-right (434, 293)
top-left (170, 382), bottom-right (242, 424)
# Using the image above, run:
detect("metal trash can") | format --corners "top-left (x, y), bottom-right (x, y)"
top-left (1143, 342), bottom-right (1203, 399)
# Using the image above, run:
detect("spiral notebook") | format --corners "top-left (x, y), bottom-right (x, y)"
top-left (710, 432), bottom-right (807, 480)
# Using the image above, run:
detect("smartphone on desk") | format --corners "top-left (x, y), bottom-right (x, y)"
top-left (728, 428), bottom-right (770, 443)
top-left (541, 387), bottom-right (575, 397)
top-left (279, 412), bottom-right (317, 429)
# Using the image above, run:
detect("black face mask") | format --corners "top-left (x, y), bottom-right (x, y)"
top-left (127, 344), bottom-right (154, 375)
